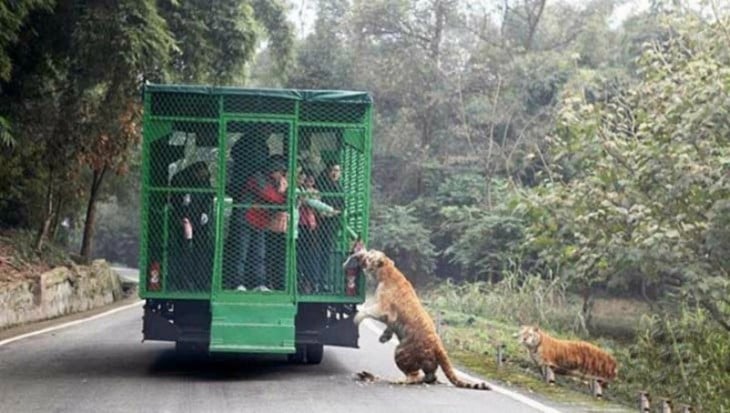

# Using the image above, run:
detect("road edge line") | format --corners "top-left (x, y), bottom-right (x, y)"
top-left (362, 319), bottom-right (564, 413)
top-left (0, 300), bottom-right (144, 348)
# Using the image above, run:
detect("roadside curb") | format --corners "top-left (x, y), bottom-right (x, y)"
top-left (0, 300), bottom-right (143, 348)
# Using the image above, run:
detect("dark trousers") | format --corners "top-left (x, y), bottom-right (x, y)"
top-left (266, 231), bottom-right (286, 290)
top-left (223, 213), bottom-right (266, 289)
top-left (317, 217), bottom-right (340, 292)
top-left (297, 227), bottom-right (320, 292)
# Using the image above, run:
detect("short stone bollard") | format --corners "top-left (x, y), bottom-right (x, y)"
top-left (591, 379), bottom-right (603, 398)
top-left (543, 366), bottom-right (555, 385)
top-left (496, 343), bottom-right (505, 368)
top-left (659, 398), bottom-right (673, 413)
top-left (638, 391), bottom-right (651, 412)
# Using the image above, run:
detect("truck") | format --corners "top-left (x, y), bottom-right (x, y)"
top-left (138, 83), bottom-right (372, 364)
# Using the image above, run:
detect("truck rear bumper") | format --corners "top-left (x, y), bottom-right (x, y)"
top-left (142, 300), bottom-right (360, 350)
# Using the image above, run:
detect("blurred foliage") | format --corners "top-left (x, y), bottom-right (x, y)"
top-left (615, 308), bottom-right (730, 412)
top-left (369, 205), bottom-right (437, 285)
top-left (523, 12), bottom-right (730, 331)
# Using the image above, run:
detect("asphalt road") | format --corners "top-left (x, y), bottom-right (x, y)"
top-left (0, 296), bottom-right (566, 413)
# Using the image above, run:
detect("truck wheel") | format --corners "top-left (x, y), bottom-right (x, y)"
top-left (175, 341), bottom-right (206, 356)
top-left (287, 344), bottom-right (306, 364)
top-left (305, 343), bottom-right (324, 365)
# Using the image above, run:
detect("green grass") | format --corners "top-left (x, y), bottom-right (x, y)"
top-left (427, 305), bottom-right (633, 412)
top-left (419, 278), bottom-right (727, 412)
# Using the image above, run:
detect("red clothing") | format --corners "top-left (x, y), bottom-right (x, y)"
top-left (244, 175), bottom-right (286, 230)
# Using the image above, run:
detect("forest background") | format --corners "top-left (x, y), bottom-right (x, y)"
top-left (1, 0), bottom-right (728, 409)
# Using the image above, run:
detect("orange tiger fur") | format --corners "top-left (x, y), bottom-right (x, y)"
top-left (346, 249), bottom-right (490, 390)
top-left (517, 325), bottom-right (618, 382)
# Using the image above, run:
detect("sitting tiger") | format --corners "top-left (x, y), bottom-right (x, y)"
top-left (345, 248), bottom-right (490, 390)
top-left (517, 325), bottom-right (618, 385)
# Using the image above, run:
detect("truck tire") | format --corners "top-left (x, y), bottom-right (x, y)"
top-left (305, 343), bottom-right (324, 365)
top-left (175, 341), bottom-right (206, 356)
top-left (287, 344), bottom-right (306, 364)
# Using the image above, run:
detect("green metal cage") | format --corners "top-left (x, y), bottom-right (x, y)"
top-left (138, 84), bottom-right (372, 353)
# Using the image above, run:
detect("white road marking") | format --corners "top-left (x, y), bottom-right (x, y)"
top-left (0, 300), bottom-right (144, 348)
top-left (362, 319), bottom-right (564, 413)
top-left (2, 298), bottom-right (562, 413)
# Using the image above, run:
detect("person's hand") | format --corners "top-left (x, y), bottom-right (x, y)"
top-left (332, 209), bottom-right (341, 215)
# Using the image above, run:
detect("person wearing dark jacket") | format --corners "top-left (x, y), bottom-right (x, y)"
top-left (168, 161), bottom-right (214, 291)
top-left (315, 161), bottom-right (344, 290)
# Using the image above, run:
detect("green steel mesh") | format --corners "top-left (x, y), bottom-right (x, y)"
top-left (141, 86), bottom-right (371, 298)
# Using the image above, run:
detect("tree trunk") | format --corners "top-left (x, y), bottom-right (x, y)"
top-left (581, 286), bottom-right (595, 334)
top-left (524, 0), bottom-right (546, 51)
top-left (49, 191), bottom-right (66, 242)
top-left (35, 171), bottom-right (55, 251)
top-left (429, 0), bottom-right (445, 65)
top-left (79, 167), bottom-right (107, 261)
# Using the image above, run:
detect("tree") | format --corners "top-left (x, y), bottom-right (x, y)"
top-left (0, 0), bottom-right (295, 258)
top-left (0, 0), bottom-right (54, 82)
top-left (526, 13), bottom-right (730, 331)
top-left (0, 0), bottom-right (54, 147)
top-left (286, 0), bottom-right (355, 89)
top-left (370, 205), bottom-right (437, 285)
top-left (66, 0), bottom-right (174, 260)
top-left (159, 0), bottom-right (293, 85)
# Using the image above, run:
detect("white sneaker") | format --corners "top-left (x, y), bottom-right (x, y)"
top-left (254, 285), bottom-right (271, 292)
top-left (236, 285), bottom-right (247, 292)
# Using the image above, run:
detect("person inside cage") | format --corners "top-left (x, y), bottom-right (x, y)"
top-left (295, 165), bottom-right (340, 293)
top-left (315, 158), bottom-right (345, 291)
top-left (223, 130), bottom-right (268, 290)
top-left (262, 154), bottom-right (290, 291)
top-left (168, 161), bottom-right (214, 291)
top-left (235, 155), bottom-right (289, 292)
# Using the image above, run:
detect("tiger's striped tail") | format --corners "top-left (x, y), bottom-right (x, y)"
top-left (435, 342), bottom-right (491, 390)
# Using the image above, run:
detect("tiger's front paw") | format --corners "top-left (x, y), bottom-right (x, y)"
top-left (379, 329), bottom-right (393, 343)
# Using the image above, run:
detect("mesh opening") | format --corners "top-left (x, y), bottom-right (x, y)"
top-left (221, 121), bottom-right (291, 292)
top-left (300, 102), bottom-right (368, 124)
top-left (144, 120), bottom-right (218, 293)
top-left (223, 95), bottom-right (296, 115)
top-left (150, 92), bottom-right (218, 118)
top-left (294, 126), bottom-right (360, 295)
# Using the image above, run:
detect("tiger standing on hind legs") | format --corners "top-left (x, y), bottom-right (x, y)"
top-left (344, 247), bottom-right (490, 390)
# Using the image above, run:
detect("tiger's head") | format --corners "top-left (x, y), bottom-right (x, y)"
top-left (517, 325), bottom-right (543, 350)
top-left (343, 243), bottom-right (392, 280)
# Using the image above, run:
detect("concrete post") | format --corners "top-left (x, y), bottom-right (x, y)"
top-left (639, 391), bottom-right (651, 412)
top-left (659, 398), bottom-right (672, 413)
top-left (496, 343), bottom-right (505, 368)
top-left (544, 366), bottom-right (555, 385)
top-left (591, 379), bottom-right (603, 398)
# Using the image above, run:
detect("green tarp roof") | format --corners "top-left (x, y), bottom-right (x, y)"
top-left (144, 82), bottom-right (372, 104)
